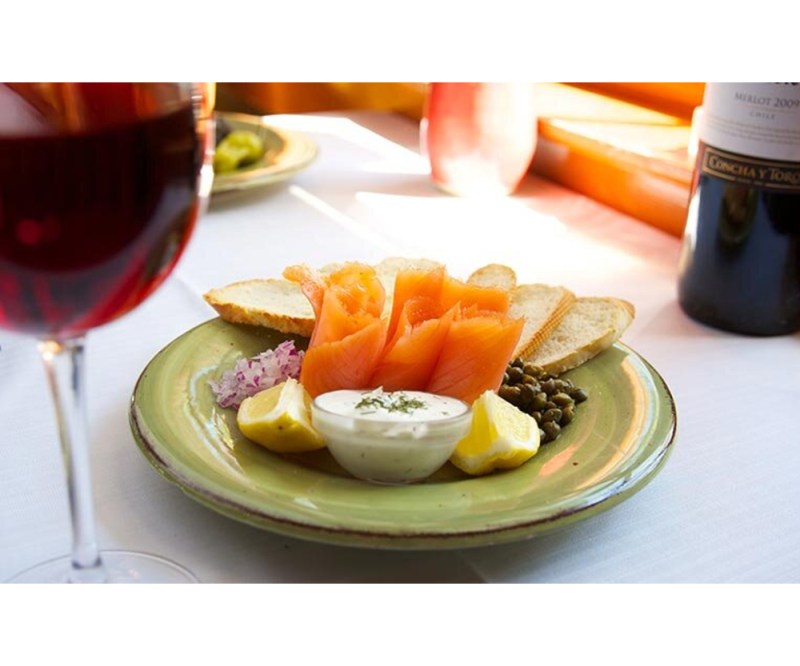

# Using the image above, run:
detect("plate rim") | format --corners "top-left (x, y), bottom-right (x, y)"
top-left (129, 318), bottom-right (678, 550)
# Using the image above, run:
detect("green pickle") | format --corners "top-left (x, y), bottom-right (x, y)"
top-left (213, 130), bottom-right (265, 173)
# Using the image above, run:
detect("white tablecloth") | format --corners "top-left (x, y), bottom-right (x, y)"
top-left (2, 111), bottom-right (799, 583)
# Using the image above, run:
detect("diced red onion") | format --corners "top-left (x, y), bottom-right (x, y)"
top-left (209, 340), bottom-right (304, 409)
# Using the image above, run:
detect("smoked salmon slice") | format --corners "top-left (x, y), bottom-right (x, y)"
top-left (286, 263), bottom-right (523, 404)
top-left (375, 270), bottom-right (518, 399)
top-left (298, 320), bottom-right (387, 398)
top-left (426, 308), bottom-right (525, 404)
top-left (439, 275), bottom-right (510, 314)
top-left (283, 263), bottom-right (387, 397)
top-left (370, 299), bottom-right (456, 392)
top-left (385, 266), bottom-right (446, 341)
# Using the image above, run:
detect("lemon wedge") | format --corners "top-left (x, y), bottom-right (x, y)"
top-left (450, 390), bottom-right (540, 475)
top-left (236, 378), bottom-right (325, 453)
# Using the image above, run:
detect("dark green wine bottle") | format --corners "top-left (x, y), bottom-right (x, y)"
top-left (678, 83), bottom-right (800, 335)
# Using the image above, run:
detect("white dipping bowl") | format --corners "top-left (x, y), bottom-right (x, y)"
top-left (311, 389), bottom-right (472, 485)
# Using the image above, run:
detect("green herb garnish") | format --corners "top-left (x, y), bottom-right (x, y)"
top-left (355, 390), bottom-right (427, 414)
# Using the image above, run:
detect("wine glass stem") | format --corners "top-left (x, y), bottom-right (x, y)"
top-left (39, 336), bottom-right (107, 583)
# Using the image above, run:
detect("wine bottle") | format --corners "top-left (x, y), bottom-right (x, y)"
top-left (677, 83), bottom-right (800, 335)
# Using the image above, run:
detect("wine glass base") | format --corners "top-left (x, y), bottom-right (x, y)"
top-left (7, 550), bottom-right (198, 584)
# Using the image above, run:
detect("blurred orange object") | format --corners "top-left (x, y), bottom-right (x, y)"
top-left (421, 83), bottom-right (537, 197)
top-left (217, 82), bottom-right (425, 118)
top-left (216, 82), bottom-right (699, 236)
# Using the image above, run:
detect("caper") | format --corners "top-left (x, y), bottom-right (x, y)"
top-left (498, 364), bottom-right (588, 441)
top-left (532, 392), bottom-right (548, 411)
top-left (541, 379), bottom-right (557, 394)
top-left (499, 385), bottom-right (522, 404)
top-left (551, 392), bottom-right (574, 408)
top-left (542, 421), bottom-right (561, 441)
top-left (523, 363), bottom-right (545, 378)
top-left (507, 366), bottom-right (524, 383)
top-left (554, 379), bottom-right (572, 392)
top-left (569, 387), bottom-right (589, 403)
top-left (542, 408), bottom-right (562, 423)
top-left (519, 383), bottom-right (536, 405)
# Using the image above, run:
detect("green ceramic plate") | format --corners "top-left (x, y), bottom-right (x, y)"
top-left (130, 318), bottom-right (677, 550)
top-left (211, 112), bottom-right (317, 195)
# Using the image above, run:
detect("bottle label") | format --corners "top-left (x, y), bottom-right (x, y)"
top-left (700, 83), bottom-right (800, 163)
top-left (701, 144), bottom-right (800, 192)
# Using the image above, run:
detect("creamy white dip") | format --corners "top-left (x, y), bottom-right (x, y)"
top-left (311, 388), bottom-right (472, 484)
top-left (314, 388), bottom-right (468, 424)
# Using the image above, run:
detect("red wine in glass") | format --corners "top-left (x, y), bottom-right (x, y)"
top-left (0, 83), bottom-right (203, 336)
top-left (0, 82), bottom-right (213, 582)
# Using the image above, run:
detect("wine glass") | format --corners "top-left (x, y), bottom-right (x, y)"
top-left (0, 82), bottom-right (215, 583)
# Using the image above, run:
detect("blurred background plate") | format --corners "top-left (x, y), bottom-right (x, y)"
top-left (211, 112), bottom-right (317, 195)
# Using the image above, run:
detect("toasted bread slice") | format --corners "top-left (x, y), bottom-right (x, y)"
top-left (467, 263), bottom-right (517, 292)
top-left (523, 297), bottom-right (635, 375)
top-left (509, 284), bottom-right (576, 358)
top-left (203, 278), bottom-right (315, 336)
top-left (203, 258), bottom-right (444, 334)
